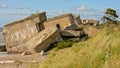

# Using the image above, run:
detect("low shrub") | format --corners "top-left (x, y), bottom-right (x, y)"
top-left (55, 40), bottom-right (75, 50)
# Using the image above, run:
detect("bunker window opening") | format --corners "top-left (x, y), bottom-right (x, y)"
top-left (36, 23), bottom-right (45, 32)
top-left (56, 24), bottom-right (61, 29)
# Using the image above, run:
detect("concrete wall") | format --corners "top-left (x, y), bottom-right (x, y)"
top-left (6, 27), bottom-right (62, 54)
top-left (25, 27), bottom-right (62, 54)
top-left (2, 12), bottom-right (46, 51)
top-left (82, 19), bottom-right (99, 26)
top-left (74, 15), bottom-right (82, 25)
top-left (44, 14), bottom-right (75, 30)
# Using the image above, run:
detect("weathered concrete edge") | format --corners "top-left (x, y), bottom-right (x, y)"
top-left (4, 12), bottom-right (46, 27)
top-left (46, 13), bottom-right (73, 22)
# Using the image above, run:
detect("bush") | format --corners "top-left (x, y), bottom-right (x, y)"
top-left (55, 40), bottom-right (75, 50)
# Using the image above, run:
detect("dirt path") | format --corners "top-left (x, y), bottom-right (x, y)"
top-left (0, 52), bottom-right (46, 68)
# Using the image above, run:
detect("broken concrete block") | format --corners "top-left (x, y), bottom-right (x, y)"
top-left (44, 14), bottom-right (77, 30)
top-left (82, 19), bottom-right (99, 26)
top-left (7, 27), bottom-right (62, 54)
top-left (73, 15), bottom-right (82, 25)
top-left (61, 30), bottom-right (80, 37)
top-left (2, 12), bottom-right (47, 53)
top-left (61, 30), bottom-right (81, 41)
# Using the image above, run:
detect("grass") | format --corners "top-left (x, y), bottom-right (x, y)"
top-left (54, 40), bottom-right (75, 50)
top-left (31, 25), bottom-right (120, 68)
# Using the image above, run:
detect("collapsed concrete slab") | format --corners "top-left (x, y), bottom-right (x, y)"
top-left (44, 14), bottom-right (78, 30)
top-left (61, 29), bottom-right (86, 41)
top-left (61, 30), bottom-right (80, 41)
top-left (61, 30), bottom-right (80, 37)
top-left (73, 15), bottom-right (82, 25)
top-left (7, 27), bottom-right (62, 54)
top-left (2, 12), bottom-right (47, 53)
top-left (2, 12), bottom-right (83, 54)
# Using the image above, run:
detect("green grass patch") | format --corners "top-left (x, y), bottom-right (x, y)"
top-left (32, 25), bottom-right (120, 68)
top-left (55, 40), bottom-right (75, 50)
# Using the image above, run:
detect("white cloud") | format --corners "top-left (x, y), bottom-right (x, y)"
top-left (74, 6), bottom-right (92, 11)
top-left (16, 5), bottom-right (25, 10)
top-left (49, 9), bottom-right (68, 17)
top-left (1, 3), bottom-right (7, 8)
top-left (71, 6), bottom-right (105, 20)
top-left (96, 9), bottom-right (105, 13)
top-left (73, 6), bottom-right (105, 14)
top-left (57, 9), bottom-right (67, 14)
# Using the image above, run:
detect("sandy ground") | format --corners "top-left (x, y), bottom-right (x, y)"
top-left (0, 52), bottom-right (46, 68)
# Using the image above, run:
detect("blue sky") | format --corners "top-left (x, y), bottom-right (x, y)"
top-left (0, 0), bottom-right (120, 27)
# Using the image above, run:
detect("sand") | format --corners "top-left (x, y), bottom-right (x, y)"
top-left (0, 52), bottom-right (46, 68)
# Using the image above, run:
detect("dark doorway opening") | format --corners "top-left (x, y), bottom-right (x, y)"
top-left (56, 24), bottom-right (61, 29)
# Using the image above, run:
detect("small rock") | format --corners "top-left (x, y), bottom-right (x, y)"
top-left (21, 51), bottom-right (26, 55)
top-left (40, 50), bottom-right (44, 56)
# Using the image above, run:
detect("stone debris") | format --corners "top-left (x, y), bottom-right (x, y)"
top-left (40, 50), bottom-right (44, 56)
top-left (21, 51), bottom-right (26, 56)
top-left (82, 19), bottom-right (99, 26)
top-left (73, 15), bottom-right (82, 25)
top-left (1, 12), bottom-right (99, 54)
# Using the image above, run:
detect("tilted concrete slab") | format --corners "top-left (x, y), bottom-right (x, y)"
top-left (2, 12), bottom-right (47, 53)
top-left (61, 30), bottom-right (80, 37)
top-left (7, 27), bottom-right (62, 54)
top-left (73, 15), bottom-right (82, 25)
top-left (44, 14), bottom-right (77, 30)
top-left (2, 13), bottom-right (81, 54)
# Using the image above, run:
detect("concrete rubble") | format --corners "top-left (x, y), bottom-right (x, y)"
top-left (82, 19), bottom-right (99, 26)
top-left (1, 12), bottom-right (99, 54)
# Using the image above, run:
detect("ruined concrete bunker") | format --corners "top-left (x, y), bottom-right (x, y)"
top-left (2, 12), bottom-right (84, 54)
top-left (2, 12), bottom-right (46, 53)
